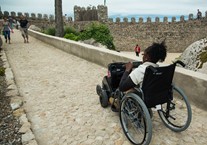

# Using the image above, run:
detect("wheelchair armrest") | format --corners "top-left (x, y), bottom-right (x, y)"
top-left (173, 60), bottom-right (185, 67)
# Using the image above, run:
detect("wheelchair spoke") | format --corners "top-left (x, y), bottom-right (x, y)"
top-left (122, 110), bottom-right (145, 133)
top-left (158, 86), bottom-right (192, 132)
top-left (161, 110), bottom-right (176, 120)
top-left (120, 94), bottom-right (152, 145)
top-left (122, 99), bottom-right (146, 136)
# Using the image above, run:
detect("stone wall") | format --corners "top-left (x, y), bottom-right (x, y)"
top-left (0, 11), bottom-right (56, 31)
top-left (65, 16), bottom-right (207, 52)
top-left (107, 17), bottom-right (207, 52)
top-left (74, 5), bottom-right (108, 22)
top-left (1, 9), bottom-right (207, 52)
top-left (0, 11), bottom-right (55, 22)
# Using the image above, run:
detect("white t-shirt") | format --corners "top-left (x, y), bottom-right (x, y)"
top-left (129, 62), bottom-right (159, 86)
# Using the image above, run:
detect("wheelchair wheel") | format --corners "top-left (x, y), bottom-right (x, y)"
top-left (120, 93), bottom-right (152, 145)
top-left (158, 85), bottom-right (192, 132)
top-left (96, 85), bottom-right (108, 108)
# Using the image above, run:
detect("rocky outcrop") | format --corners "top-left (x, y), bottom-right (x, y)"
top-left (79, 38), bottom-right (107, 48)
top-left (179, 37), bottom-right (207, 74)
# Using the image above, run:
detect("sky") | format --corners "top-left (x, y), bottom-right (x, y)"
top-left (0, 0), bottom-right (206, 19)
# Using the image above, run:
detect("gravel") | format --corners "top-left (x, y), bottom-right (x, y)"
top-left (0, 48), bottom-right (22, 145)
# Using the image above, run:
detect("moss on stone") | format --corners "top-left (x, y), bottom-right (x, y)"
top-left (197, 48), bottom-right (207, 69)
top-left (0, 67), bottom-right (5, 76)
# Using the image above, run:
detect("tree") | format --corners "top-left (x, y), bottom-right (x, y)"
top-left (55, 0), bottom-right (64, 37)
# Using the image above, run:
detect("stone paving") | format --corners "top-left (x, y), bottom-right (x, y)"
top-left (2, 30), bottom-right (207, 145)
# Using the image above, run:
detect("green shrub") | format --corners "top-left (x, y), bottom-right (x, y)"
top-left (43, 27), bottom-right (56, 36)
top-left (64, 26), bottom-right (79, 36)
top-left (42, 23), bottom-right (115, 50)
top-left (79, 22), bottom-right (115, 50)
top-left (64, 33), bottom-right (80, 41)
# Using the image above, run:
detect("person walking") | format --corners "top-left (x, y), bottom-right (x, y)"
top-left (0, 19), bottom-right (3, 47)
top-left (19, 15), bottom-right (29, 43)
top-left (134, 44), bottom-right (141, 56)
top-left (197, 9), bottom-right (202, 20)
top-left (2, 17), bottom-right (12, 44)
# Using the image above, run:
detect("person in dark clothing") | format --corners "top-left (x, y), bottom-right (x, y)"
top-left (19, 15), bottom-right (29, 43)
top-left (197, 9), bottom-right (202, 20)
top-left (119, 41), bottom-right (167, 92)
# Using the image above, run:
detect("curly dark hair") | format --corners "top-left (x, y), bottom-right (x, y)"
top-left (145, 41), bottom-right (167, 63)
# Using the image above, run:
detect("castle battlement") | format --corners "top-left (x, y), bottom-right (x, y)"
top-left (109, 13), bottom-right (207, 24)
top-left (0, 10), bottom-right (55, 21)
top-left (1, 7), bottom-right (207, 24)
top-left (1, 8), bottom-right (207, 53)
top-left (74, 5), bottom-right (108, 22)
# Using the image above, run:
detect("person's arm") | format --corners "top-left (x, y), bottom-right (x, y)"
top-left (119, 71), bottom-right (136, 92)
top-left (8, 22), bottom-right (12, 31)
top-left (119, 62), bottom-right (136, 92)
top-left (26, 20), bottom-right (30, 28)
top-left (0, 20), bottom-right (3, 30)
top-left (18, 20), bottom-right (22, 27)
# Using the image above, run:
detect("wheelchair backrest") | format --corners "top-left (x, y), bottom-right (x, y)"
top-left (142, 63), bottom-right (176, 108)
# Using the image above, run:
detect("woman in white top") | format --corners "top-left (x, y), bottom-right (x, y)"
top-left (119, 41), bottom-right (167, 92)
top-left (2, 17), bottom-right (12, 44)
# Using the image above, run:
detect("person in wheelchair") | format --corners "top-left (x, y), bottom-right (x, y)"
top-left (119, 41), bottom-right (167, 92)
top-left (97, 41), bottom-right (191, 145)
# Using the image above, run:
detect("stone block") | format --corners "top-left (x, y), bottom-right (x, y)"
top-left (10, 97), bottom-right (23, 110)
top-left (22, 131), bottom-right (35, 144)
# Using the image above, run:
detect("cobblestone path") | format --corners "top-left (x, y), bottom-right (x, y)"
top-left (3, 30), bottom-right (207, 145)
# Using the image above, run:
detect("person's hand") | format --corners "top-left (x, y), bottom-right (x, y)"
top-left (125, 62), bottom-right (133, 72)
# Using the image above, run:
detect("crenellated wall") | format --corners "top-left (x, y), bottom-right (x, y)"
top-left (65, 15), bottom-right (207, 52)
top-left (0, 10), bottom-right (55, 21)
top-left (1, 8), bottom-right (207, 52)
top-left (107, 16), bottom-right (207, 52)
top-left (74, 5), bottom-right (108, 22)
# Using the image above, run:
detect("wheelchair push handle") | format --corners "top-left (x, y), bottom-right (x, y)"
top-left (132, 61), bottom-right (142, 68)
top-left (174, 60), bottom-right (185, 67)
top-left (121, 61), bottom-right (142, 69)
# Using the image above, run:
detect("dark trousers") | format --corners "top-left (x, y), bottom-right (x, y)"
top-left (3, 31), bottom-right (11, 40)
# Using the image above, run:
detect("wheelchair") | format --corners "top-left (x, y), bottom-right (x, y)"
top-left (96, 60), bottom-right (192, 145)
